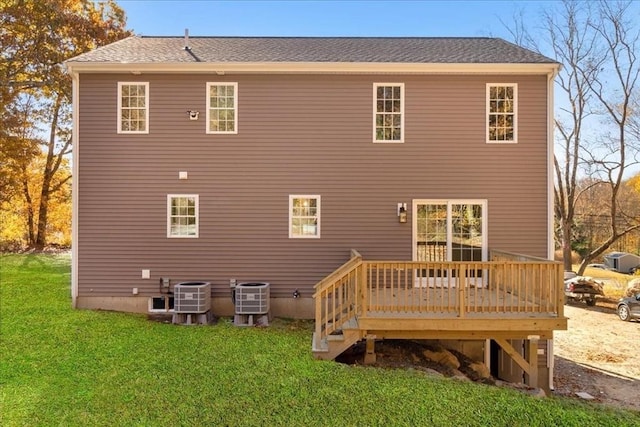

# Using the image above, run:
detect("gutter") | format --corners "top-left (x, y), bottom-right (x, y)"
top-left (64, 61), bottom-right (560, 76)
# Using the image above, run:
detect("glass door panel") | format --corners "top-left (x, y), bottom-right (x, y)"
top-left (416, 203), bottom-right (447, 262)
top-left (451, 203), bottom-right (484, 262)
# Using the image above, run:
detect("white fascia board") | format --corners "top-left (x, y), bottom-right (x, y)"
top-left (71, 71), bottom-right (79, 307)
top-left (65, 61), bottom-right (560, 75)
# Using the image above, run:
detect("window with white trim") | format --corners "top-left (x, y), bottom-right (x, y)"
top-left (207, 82), bottom-right (238, 134)
top-left (374, 83), bottom-right (404, 142)
top-left (118, 82), bottom-right (149, 133)
top-left (289, 195), bottom-right (320, 238)
top-left (487, 84), bottom-right (517, 143)
top-left (167, 195), bottom-right (199, 238)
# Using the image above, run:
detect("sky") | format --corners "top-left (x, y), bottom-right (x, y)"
top-left (117, 0), bottom-right (558, 39)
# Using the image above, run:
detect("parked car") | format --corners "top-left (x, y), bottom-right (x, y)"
top-left (617, 293), bottom-right (640, 321)
top-left (564, 276), bottom-right (605, 306)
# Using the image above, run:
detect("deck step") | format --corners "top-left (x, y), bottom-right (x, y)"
top-left (311, 332), bottom-right (328, 353)
top-left (313, 328), bottom-right (362, 360)
top-left (341, 317), bottom-right (359, 330)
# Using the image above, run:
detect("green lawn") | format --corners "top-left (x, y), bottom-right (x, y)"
top-left (1, 254), bottom-right (638, 426)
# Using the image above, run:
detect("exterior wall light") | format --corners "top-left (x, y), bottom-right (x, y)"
top-left (187, 110), bottom-right (199, 120)
top-left (397, 203), bottom-right (407, 223)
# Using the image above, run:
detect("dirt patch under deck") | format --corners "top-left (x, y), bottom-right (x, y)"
top-left (338, 299), bottom-right (639, 412)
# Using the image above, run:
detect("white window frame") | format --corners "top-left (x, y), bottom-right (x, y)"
top-left (373, 83), bottom-right (405, 143)
top-left (206, 82), bottom-right (238, 134)
top-left (289, 195), bottom-right (321, 239)
top-left (117, 82), bottom-right (149, 134)
top-left (486, 83), bottom-right (517, 144)
top-left (167, 195), bottom-right (199, 238)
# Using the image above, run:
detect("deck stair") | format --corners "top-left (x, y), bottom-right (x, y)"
top-left (312, 317), bottom-right (361, 360)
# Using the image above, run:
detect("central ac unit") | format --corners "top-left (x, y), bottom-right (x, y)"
top-left (235, 282), bottom-right (270, 314)
top-left (174, 281), bottom-right (211, 314)
top-left (234, 282), bottom-right (270, 326)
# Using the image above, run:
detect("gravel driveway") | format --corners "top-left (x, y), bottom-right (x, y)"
top-left (553, 301), bottom-right (640, 411)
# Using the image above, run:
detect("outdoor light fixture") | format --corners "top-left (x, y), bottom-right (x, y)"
top-left (397, 203), bottom-right (407, 223)
top-left (187, 110), bottom-right (199, 120)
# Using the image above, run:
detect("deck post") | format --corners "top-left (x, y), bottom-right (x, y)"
top-left (364, 334), bottom-right (377, 364)
top-left (315, 290), bottom-right (323, 344)
top-left (458, 264), bottom-right (466, 318)
top-left (527, 335), bottom-right (539, 389)
top-left (555, 264), bottom-right (564, 319)
top-left (359, 262), bottom-right (367, 317)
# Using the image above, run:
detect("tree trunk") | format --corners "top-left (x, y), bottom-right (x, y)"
top-left (34, 96), bottom-right (62, 250)
top-left (34, 172), bottom-right (52, 250)
top-left (562, 221), bottom-right (573, 272)
top-left (21, 165), bottom-right (35, 246)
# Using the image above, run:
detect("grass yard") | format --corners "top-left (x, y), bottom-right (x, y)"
top-left (1, 254), bottom-right (639, 427)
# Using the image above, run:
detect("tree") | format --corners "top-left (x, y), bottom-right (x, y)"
top-left (509, 0), bottom-right (640, 273)
top-left (574, 0), bottom-right (640, 271)
top-left (573, 176), bottom-right (640, 256)
top-left (0, 0), bottom-right (131, 249)
top-left (546, 1), bottom-right (597, 272)
top-left (0, 151), bottom-right (72, 247)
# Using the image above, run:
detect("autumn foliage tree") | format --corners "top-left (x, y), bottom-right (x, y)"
top-left (0, 0), bottom-right (131, 249)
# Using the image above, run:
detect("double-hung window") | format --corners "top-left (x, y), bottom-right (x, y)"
top-left (167, 195), bottom-right (199, 238)
top-left (207, 82), bottom-right (238, 134)
top-left (289, 195), bottom-right (320, 238)
top-left (118, 82), bottom-right (149, 133)
top-left (487, 84), bottom-right (517, 143)
top-left (374, 83), bottom-right (404, 143)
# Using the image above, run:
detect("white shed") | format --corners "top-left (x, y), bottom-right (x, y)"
top-left (603, 252), bottom-right (640, 273)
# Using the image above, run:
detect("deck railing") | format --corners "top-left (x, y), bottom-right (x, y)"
top-left (313, 250), bottom-right (363, 341)
top-left (313, 249), bottom-right (564, 345)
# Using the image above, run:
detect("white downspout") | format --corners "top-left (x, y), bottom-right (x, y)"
top-left (71, 69), bottom-right (79, 308)
top-left (547, 65), bottom-right (560, 390)
top-left (547, 67), bottom-right (558, 261)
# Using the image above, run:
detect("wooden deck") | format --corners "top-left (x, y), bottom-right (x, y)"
top-left (312, 249), bottom-right (568, 388)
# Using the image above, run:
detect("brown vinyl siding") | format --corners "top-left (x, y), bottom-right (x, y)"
top-left (77, 73), bottom-right (549, 300)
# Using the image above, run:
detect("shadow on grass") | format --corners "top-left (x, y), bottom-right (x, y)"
top-left (553, 356), bottom-right (640, 412)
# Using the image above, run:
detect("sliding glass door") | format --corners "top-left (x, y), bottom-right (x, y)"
top-left (413, 200), bottom-right (487, 286)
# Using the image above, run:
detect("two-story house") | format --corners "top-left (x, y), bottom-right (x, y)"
top-left (65, 36), bottom-right (565, 390)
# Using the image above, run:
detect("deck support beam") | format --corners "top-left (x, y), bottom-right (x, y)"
top-left (527, 335), bottom-right (539, 388)
top-left (494, 337), bottom-right (539, 388)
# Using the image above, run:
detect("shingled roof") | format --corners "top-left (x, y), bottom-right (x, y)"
top-left (67, 36), bottom-right (556, 64)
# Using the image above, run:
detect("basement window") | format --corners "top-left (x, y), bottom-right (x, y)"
top-left (148, 296), bottom-right (175, 312)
